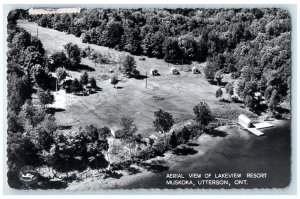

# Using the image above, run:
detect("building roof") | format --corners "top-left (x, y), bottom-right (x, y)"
top-left (238, 114), bottom-right (251, 123)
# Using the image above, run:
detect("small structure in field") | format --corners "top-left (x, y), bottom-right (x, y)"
top-left (171, 67), bottom-right (180, 75)
top-left (86, 83), bottom-right (92, 89)
top-left (150, 69), bottom-right (159, 76)
top-left (192, 67), bottom-right (201, 74)
top-left (238, 114), bottom-right (251, 128)
top-left (110, 125), bottom-right (124, 138)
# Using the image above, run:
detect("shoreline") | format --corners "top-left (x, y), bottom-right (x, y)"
top-left (66, 119), bottom-right (290, 190)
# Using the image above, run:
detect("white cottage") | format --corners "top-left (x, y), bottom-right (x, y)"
top-left (150, 69), bottom-right (159, 76)
top-left (192, 67), bottom-right (200, 74)
top-left (238, 114), bottom-right (251, 128)
top-left (171, 67), bottom-right (180, 75)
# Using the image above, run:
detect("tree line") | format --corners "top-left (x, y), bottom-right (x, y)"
top-left (27, 8), bottom-right (291, 112)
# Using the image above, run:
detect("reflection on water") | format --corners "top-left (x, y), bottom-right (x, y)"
top-left (123, 120), bottom-right (291, 189)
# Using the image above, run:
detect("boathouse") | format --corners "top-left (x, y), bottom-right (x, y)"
top-left (238, 114), bottom-right (251, 128)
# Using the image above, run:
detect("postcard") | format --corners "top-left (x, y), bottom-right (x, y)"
top-left (4, 5), bottom-right (295, 192)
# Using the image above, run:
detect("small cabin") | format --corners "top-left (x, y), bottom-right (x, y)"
top-left (192, 67), bottom-right (201, 74)
top-left (171, 67), bottom-right (180, 75)
top-left (86, 83), bottom-right (93, 89)
top-left (150, 69), bottom-right (159, 76)
top-left (238, 114), bottom-right (251, 128)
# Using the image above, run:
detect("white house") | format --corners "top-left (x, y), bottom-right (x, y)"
top-left (238, 114), bottom-right (252, 128)
top-left (150, 69), bottom-right (159, 76)
top-left (171, 67), bottom-right (180, 75)
top-left (192, 67), bottom-right (200, 74)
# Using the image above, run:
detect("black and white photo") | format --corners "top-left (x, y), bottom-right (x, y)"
top-left (6, 6), bottom-right (292, 190)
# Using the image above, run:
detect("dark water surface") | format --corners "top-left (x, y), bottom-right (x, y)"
top-left (122, 121), bottom-right (291, 189)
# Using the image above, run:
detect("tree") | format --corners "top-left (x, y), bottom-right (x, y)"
top-left (244, 95), bottom-right (255, 109)
top-left (30, 114), bottom-right (57, 151)
top-left (110, 75), bottom-right (118, 88)
top-left (80, 71), bottom-right (89, 86)
top-left (19, 100), bottom-right (47, 129)
top-left (241, 65), bottom-right (254, 82)
top-left (100, 21), bottom-right (124, 48)
top-left (179, 34), bottom-right (198, 61)
top-left (122, 25), bottom-right (142, 55)
top-left (119, 117), bottom-right (138, 159)
top-left (70, 78), bottom-right (82, 93)
top-left (240, 81), bottom-right (258, 100)
top-left (153, 109), bottom-right (174, 147)
top-left (181, 126), bottom-right (190, 143)
top-left (169, 131), bottom-right (177, 149)
top-left (55, 67), bottom-right (67, 83)
top-left (203, 62), bottom-right (217, 83)
top-left (50, 134), bottom-right (81, 176)
top-left (193, 102), bottom-right (213, 129)
top-left (64, 42), bottom-right (81, 67)
top-left (30, 64), bottom-right (51, 89)
top-left (216, 88), bottom-right (223, 100)
top-left (49, 52), bottom-right (70, 71)
top-left (197, 34), bottom-right (208, 62)
top-left (23, 50), bottom-right (44, 79)
top-left (120, 117), bottom-right (138, 139)
top-left (37, 90), bottom-right (54, 105)
top-left (163, 37), bottom-right (183, 64)
top-left (120, 55), bottom-right (138, 77)
top-left (38, 14), bottom-right (51, 27)
top-left (31, 36), bottom-right (45, 56)
top-left (11, 31), bottom-right (31, 51)
top-left (215, 70), bottom-right (224, 85)
top-left (79, 125), bottom-right (109, 170)
top-left (99, 126), bottom-right (111, 140)
top-left (7, 70), bottom-right (32, 115)
top-left (268, 89), bottom-right (280, 115)
top-left (225, 82), bottom-right (234, 101)
top-left (89, 77), bottom-right (97, 88)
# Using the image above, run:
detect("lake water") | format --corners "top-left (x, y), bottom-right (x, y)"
top-left (122, 120), bottom-right (291, 189)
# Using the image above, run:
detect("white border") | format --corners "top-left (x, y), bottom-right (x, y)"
top-left (1, 0), bottom-right (299, 198)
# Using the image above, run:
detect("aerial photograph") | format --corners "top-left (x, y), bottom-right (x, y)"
top-left (6, 7), bottom-right (291, 190)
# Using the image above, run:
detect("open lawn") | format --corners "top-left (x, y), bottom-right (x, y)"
top-left (19, 21), bottom-right (256, 137)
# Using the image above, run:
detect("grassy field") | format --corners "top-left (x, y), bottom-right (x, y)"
top-left (19, 21), bottom-right (256, 137)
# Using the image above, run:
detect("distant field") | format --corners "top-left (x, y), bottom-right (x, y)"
top-left (19, 21), bottom-right (256, 137)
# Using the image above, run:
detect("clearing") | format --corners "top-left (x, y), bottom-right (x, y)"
top-left (18, 21), bottom-right (255, 137)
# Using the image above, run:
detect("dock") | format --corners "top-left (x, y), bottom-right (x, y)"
top-left (238, 114), bottom-right (273, 136)
top-left (245, 128), bottom-right (264, 136)
top-left (253, 122), bottom-right (273, 129)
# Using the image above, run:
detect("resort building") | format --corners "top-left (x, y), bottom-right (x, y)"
top-left (238, 114), bottom-right (252, 128)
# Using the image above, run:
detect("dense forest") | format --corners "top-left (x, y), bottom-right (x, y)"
top-left (27, 8), bottom-right (291, 109)
top-left (7, 16), bottom-right (110, 187)
top-left (7, 8), bottom-right (291, 189)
